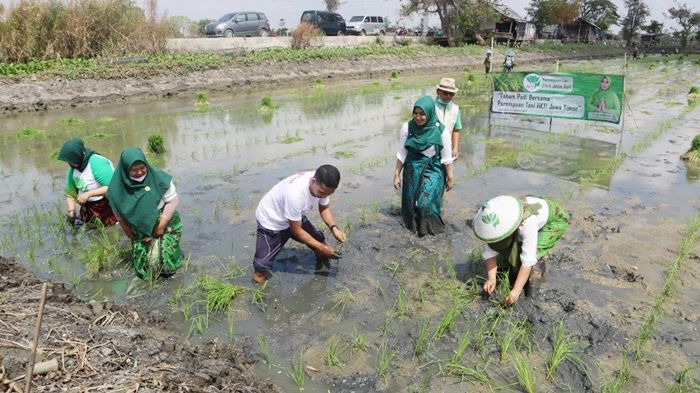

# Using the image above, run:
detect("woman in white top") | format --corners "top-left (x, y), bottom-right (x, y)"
top-left (107, 147), bottom-right (182, 281)
top-left (393, 96), bottom-right (455, 236)
top-left (472, 195), bottom-right (569, 305)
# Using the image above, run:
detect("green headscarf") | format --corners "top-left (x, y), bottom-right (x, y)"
top-left (107, 147), bottom-right (173, 236)
top-left (57, 138), bottom-right (95, 171)
top-left (405, 96), bottom-right (445, 153)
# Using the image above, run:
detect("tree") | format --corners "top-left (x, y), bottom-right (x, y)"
top-left (166, 15), bottom-right (194, 38)
top-left (620, 0), bottom-right (649, 46)
top-left (666, 2), bottom-right (700, 47)
top-left (526, 0), bottom-right (583, 37)
top-left (644, 19), bottom-right (663, 34)
top-left (401, 0), bottom-right (498, 46)
top-left (324, 0), bottom-right (341, 13)
top-left (579, 0), bottom-right (618, 31)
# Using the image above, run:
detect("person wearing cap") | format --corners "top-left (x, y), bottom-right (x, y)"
top-left (503, 49), bottom-right (515, 72)
top-left (435, 77), bottom-right (463, 160)
top-left (252, 165), bottom-right (347, 284)
top-left (393, 96), bottom-right (455, 236)
top-left (472, 195), bottom-right (569, 306)
top-left (57, 138), bottom-right (117, 228)
top-left (484, 49), bottom-right (492, 74)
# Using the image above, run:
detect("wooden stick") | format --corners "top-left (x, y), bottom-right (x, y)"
top-left (24, 283), bottom-right (48, 393)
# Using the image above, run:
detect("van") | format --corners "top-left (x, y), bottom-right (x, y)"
top-left (300, 10), bottom-right (347, 36)
top-left (346, 16), bottom-right (387, 36)
top-left (205, 12), bottom-right (271, 37)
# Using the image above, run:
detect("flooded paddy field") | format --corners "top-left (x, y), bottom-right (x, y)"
top-left (1, 55), bottom-right (699, 392)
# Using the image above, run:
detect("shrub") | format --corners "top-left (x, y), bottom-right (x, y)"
top-left (0, 0), bottom-right (169, 63)
top-left (291, 22), bottom-right (321, 49)
top-left (147, 134), bottom-right (165, 154)
top-left (689, 86), bottom-right (699, 95)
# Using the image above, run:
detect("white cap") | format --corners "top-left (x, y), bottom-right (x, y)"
top-left (472, 195), bottom-right (523, 242)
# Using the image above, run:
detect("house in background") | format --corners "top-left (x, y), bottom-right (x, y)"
top-left (547, 18), bottom-right (602, 43)
top-left (491, 4), bottom-right (536, 46)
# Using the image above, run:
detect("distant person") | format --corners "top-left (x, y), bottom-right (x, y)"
top-left (631, 43), bottom-right (639, 60)
top-left (252, 165), bottom-right (346, 284)
top-left (57, 138), bottom-right (117, 228)
top-left (472, 195), bottom-right (569, 306)
top-left (393, 96), bottom-right (454, 237)
top-left (503, 49), bottom-right (515, 72)
top-left (484, 49), bottom-right (492, 74)
top-left (434, 77), bottom-right (463, 160)
top-left (108, 148), bottom-right (183, 281)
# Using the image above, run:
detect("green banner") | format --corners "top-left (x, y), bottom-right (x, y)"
top-left (491, 72), bottom-right (624, 124)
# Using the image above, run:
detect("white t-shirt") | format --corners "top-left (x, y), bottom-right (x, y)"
top-left (396, 122), bottom-right (453, 165)
top-left (256, 171), bottom-right (330, 231)
top-left (482, 196), bottom-right (550, 267)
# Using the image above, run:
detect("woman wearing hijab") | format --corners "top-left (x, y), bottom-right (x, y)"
top-left (107, 147), bottom-right (182, 280)
top-left (57, 138), bottom-right (117, 227)
top-left (393, 96), bottom-right (455, 236)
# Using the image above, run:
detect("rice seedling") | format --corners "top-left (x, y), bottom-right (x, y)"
top-left (79, 226), bottom-right (125, 275)
top-left (325, 337), bottom-right (345, 368)
top-left (60, 117), bottom-right (86, 126)
top-left (287, 349), bottom-right (305, 391)
top-left (350, 326), bottom-right (367, 352)
top-left (451, 330), bottom-right (472, 364)
top-left (443, 362), bottom-right (492, 387)
top-left (546, 320), bottom-right (585, 380)
top-left (433, 306), bottom-right (460, 341)
top-left (250, 280), bottom-right (269, 311)
top-left (16, 127), bottom-right (46, 138)
top-left (259, 96), bottom-right (278, 112)
top-left (189, 313), bottom-right (209, 336)
top-left (376, 341), bottom-right (396, 378)
top-left (334, 150), bottom-right (356, 159)
top-left (512, 352), bottom-right (535, 393)
top-left (330, 286), bottom-right (356, 313)
top-left (227, 312), bottom-right (236, 343)
top-left (413, 319), bottom-right (431, 357)
top-left (601, 355), bottom-right (630, 393)
top-left (499, 319), bottom-right (530, 362)
top-left (257, 334), bottom-right (271, 367)
top-left (669, 366), bottom-right (700, 393)
top-left (196, 91), bottom-right (210, 112)
top-left (147, 134), bottom-right (166, 154)
top-left (279, 134), bottom-right (304, 144)
top-left (445, 257), bottom-right (457, 280)
top-left (378, 314), bottom-right (397, 337)
top-left (382, 260), bottom-right (402, 277)
top-left (415, 286), bottom-right (425, 303)
top-left (394, 286), bottom-right (407, 317)
top-left (197, 275), bottom-right (247, 313)
top-left (390, 70), bottom-right (398, 80)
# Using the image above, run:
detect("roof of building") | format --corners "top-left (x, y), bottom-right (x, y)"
top-left (493, 4), bottom-right (526, 22)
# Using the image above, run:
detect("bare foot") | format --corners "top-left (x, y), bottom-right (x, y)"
top-left (252, 271), bottom-right (268, 285)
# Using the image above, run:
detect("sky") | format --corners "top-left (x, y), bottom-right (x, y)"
top-left (0, 0), bottom-right (684, 32)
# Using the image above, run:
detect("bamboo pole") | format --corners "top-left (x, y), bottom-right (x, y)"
top-left (24, 283), bottom-right (48, 393)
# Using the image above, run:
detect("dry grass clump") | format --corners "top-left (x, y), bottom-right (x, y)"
top-left (0, 0), bottom-right (168, 62)
top-left (292, 22), bottom-right (321, 49)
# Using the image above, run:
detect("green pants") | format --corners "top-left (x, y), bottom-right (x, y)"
top-left (132, 212), bottom-right (183, 281)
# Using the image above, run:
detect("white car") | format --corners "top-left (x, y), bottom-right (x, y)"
top-left (346, 16), bottom-right (387, 36)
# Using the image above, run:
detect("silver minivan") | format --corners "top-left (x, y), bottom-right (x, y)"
top-left (346, 16), bottom-right (387, 36)
top-left (205, 12), bottom-right (271, 37)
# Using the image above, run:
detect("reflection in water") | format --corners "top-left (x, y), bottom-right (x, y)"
top-left (484, 117), bottom-right (620, 188)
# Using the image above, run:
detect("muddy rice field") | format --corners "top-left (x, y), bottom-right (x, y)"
top-left (1, 54), bottom-right (699, 392)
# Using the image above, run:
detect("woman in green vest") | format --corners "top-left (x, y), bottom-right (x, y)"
top-left (393, 96), bottom-right (455, 236)
top-left (107, 147), bottom-right (183, 281)
top-left (57, 138), bottom-right (117, 228)
top-left (472, 195), bottom-right (569, 306)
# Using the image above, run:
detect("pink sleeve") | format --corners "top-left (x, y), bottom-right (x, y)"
top-left (160, 195), bottom-right (179, 221)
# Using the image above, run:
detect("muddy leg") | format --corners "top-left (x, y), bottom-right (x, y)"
top-left (525, 259), bottom-right (546, 298)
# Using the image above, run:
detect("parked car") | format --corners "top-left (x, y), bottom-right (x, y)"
top-left (205, 12), bottom-right (271, 37)
top-left (346, 15), bottom-right (387, 36)
top-left (300, 10), bottom-right (346, 36)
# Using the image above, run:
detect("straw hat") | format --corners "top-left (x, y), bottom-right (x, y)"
top-left (436, 77), bottom-right (458, 93)
top-left (472, 195), bottom-right (523, 242)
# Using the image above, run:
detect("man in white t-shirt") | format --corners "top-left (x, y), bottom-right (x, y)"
top-left (252, 165), bottom-right (347, 284)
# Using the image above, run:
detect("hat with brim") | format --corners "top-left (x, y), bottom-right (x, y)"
top-left (472, 195), bottom-right (523, 242)
top-left (436, 77), bottom-right (458, 93)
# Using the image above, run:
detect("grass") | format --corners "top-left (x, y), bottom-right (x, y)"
top-left (547, 320), bottom-right (585, 380)
top-left (350, 326), bottom-right (367, 352)
top-left (512, 352), bottom-right (536, 393)
top-left (330, 286), bottom-right (356, 313)
top-left (376, 341), bottom-right (396, 378)
top-left (287, 349), bottom-right (305, 391)
top-left (147, 134), bottom-right (166, 154)
top-left (414, 319), bottom-right (431, 357)
top-left (325, 337), bottom-right (345, 368)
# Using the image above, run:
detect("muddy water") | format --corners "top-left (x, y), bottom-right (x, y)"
top-left (1, 56), bottom-right (699, 392)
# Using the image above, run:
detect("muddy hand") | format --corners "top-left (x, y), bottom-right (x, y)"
top-left (482, 278), bottom-right (496, 295)
top-left (502, 289), bottom-right (521, 307)
top-left (332, 227), bottom-right (347, 243)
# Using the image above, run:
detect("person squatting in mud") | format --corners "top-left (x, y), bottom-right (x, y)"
top-left (394, 96), bottom-right (455, 237)
top-left (107, 147), bottom-right (183, 281)
top-left (57, 138), bottom-right (118, 228)
top-left (252, 165), bottom-right (347, 284)
top-left (472, 195), bottom-right (569, 306)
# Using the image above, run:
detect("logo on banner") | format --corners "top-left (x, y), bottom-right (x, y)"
top-left (523, 74), bottom-right (542, 92)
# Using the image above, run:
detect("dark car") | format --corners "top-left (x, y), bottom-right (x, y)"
top-left (300, 10), bottom-right (346, 36)
top-left (205, 12), bottom-right (271, 37)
